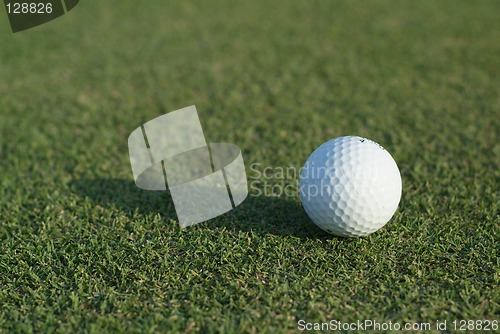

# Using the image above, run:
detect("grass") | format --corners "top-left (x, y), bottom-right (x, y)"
top-left (0, 0), bottom-right (498, 333)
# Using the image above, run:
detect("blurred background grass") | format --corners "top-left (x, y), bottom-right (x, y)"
top-left (0, 0), bottom-right (498, 333)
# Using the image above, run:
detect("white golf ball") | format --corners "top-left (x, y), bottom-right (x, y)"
top-left (299, 136), bottom-right (402, 237)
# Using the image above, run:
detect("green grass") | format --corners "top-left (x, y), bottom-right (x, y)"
top-left (0, 0), bottom-right (498, 333)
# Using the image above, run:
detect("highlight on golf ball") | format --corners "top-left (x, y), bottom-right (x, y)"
top-left (299, 136), bottom-right (402, 237)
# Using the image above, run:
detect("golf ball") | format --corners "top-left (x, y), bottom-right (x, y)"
top-left (299, 136), bottom-right (402, 237)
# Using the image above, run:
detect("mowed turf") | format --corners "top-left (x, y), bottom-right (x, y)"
top-left (0, 0), bottom-right (498, 333)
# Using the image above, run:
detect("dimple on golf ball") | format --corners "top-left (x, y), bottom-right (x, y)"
top-left (299, 136), bottom-right (402, 237)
